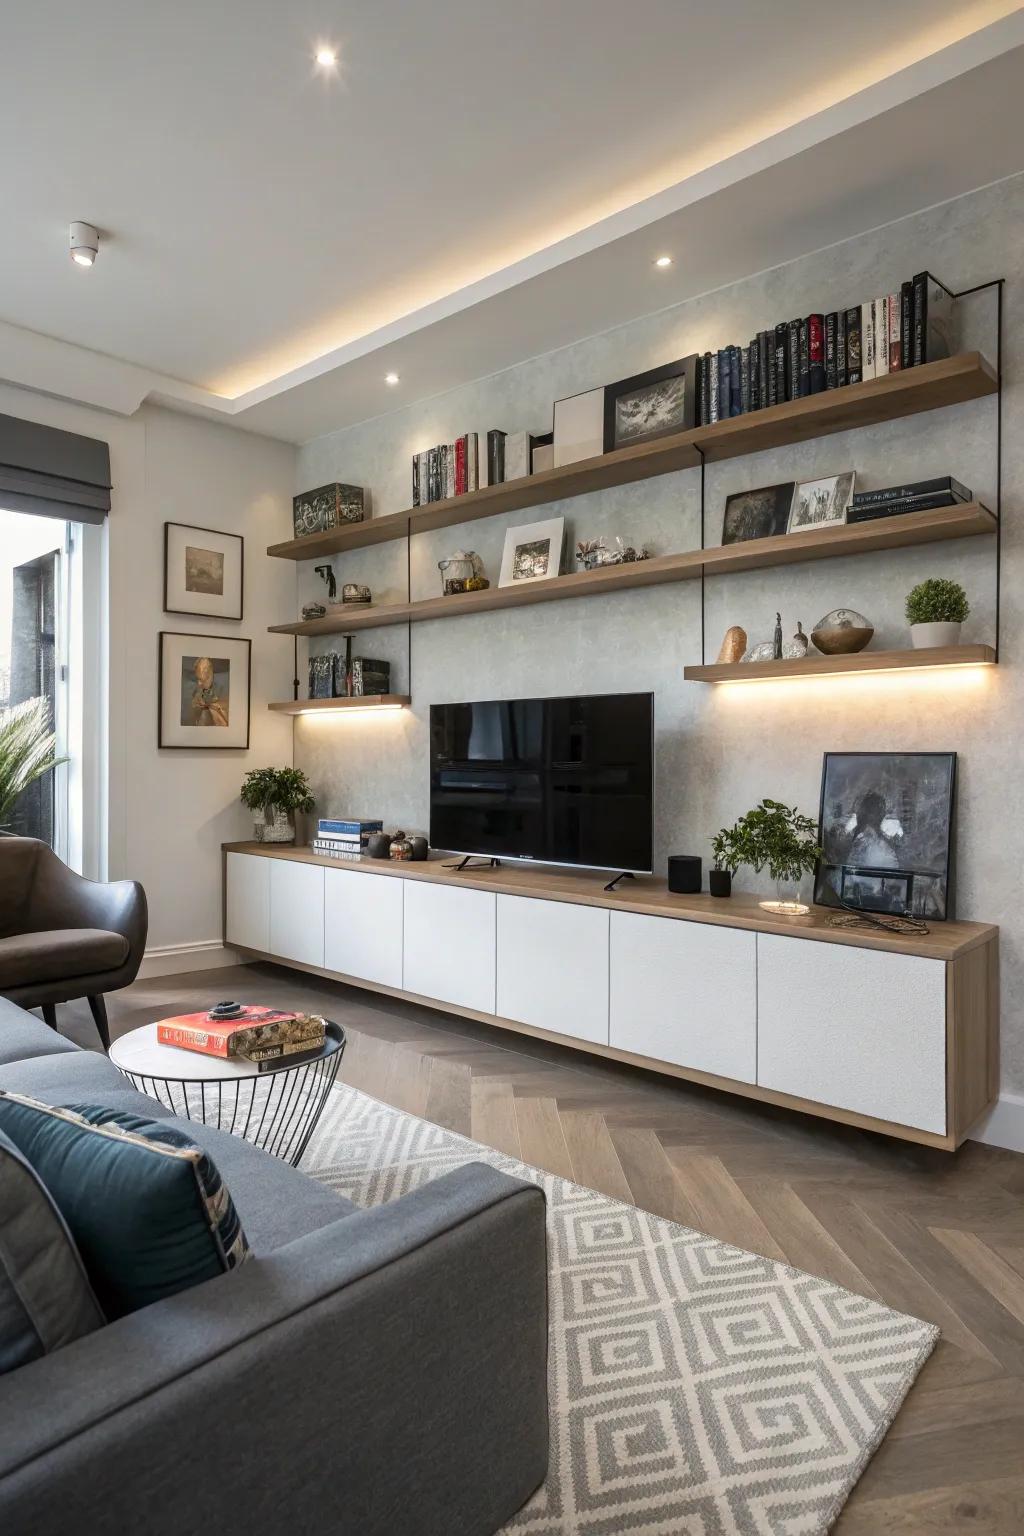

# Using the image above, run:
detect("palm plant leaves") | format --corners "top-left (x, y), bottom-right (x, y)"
top-left (0, 697), bottom-right (67, 828)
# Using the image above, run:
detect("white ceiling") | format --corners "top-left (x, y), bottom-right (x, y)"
top-left (1, 1), bottom-right (1023, 442)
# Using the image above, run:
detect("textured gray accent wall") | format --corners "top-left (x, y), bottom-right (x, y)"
top-left (294, 174), bottom-right (1022, 1094)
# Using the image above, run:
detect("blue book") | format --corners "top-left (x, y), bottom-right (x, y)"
top-left (318, 818), bottom-right (382, 834)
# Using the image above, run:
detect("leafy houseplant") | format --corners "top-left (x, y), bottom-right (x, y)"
top-left (905, 578), bottom-right (969, 649)
top-left (0, 697), bottom-right (67, 831)
top-left (713, 798), bottom-right (822, 915)
top-left (240, 767), bottom-right (315, 844)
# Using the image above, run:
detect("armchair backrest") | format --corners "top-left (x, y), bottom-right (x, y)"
top-left (0, 838), bottom-right (45, 939)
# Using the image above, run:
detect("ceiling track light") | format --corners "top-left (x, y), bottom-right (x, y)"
top-left (70, 221), bottom-right (99, 267)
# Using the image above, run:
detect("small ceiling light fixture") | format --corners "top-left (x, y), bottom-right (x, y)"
top-left (384, 372), bottom-right (400, 385)
top-left (314, 44), bottom-right (338, 68)
top-left (70, 221), bottom-right (99, 267)
top-left (654, 254), bottom-right (673, 268)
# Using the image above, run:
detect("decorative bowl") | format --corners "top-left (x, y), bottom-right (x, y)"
top-left (811, 608), bottom-right (874, 655)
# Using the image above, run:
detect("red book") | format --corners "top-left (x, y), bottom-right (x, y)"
top-left (156, 1006), bottom-right (309, 1058)
top-left (455, 435), bottom-right (467, 496)
top-left (807, 314), bottom-right (825, 393)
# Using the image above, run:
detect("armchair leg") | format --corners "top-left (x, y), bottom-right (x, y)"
top-left (41, 1002), bottom-right (58, 1030)
top-left (87, 995), bottom-right (111, 1052)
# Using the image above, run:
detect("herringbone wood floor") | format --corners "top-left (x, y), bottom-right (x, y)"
top-left (57, 961), bottom-right (1024, 1534)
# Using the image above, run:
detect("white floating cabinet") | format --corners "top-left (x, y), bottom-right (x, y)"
top-left (225, 852), bottom-right (270, 953)
top-left (610, 912), bottom-right (757, 1083)
top-left (269, 858), bottom-right (325, 969)
top-left (756, 934), bottom-right (947, 1134)
top-left (497, 895), bottom-right (609, 1045)
top-left (324, 867), bottom-right (404, 989)
top-left (403, 880), bottom-right (496, 1015)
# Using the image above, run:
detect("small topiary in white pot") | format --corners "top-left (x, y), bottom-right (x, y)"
top-left (905, 577), bottom-right (969, 649)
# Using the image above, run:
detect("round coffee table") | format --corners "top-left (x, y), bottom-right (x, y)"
top-left (108, 1021), bottom-right (346, 1166)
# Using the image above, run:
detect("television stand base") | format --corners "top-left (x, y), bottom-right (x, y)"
top-left (603, 871), bottom-right (637, 893)
top-left (445, 855), bottom-right (503, 872)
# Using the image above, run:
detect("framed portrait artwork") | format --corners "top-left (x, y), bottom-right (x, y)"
top-left (786, 472), bottom-right (855, 534)
top-left (164, 523), bottom-right (244, 620)
top-left (603, 356), bottom-right (699, 453)
top-left (158, 632), bottom-right (252, 749)
top-left (498, 517), bottom-right (565, 587)
top-left (814, 751), bottom-right (957, 920)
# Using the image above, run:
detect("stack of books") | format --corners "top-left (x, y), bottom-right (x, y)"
top-left (412, 434), bottom-right (479, 505)
top-left (847, 476), bottom-right (972, 525)
top-left (156, 1006), bottom-right (326, 1072)
top-left (696, 272), bottom-right (955, 424)
top-left (312, 817), bottom-right (382, 860)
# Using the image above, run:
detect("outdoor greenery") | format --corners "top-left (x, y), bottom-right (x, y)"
top-left (905, 577), bottom-right (969, 626)
top-left (0, 697), bottom-right (66, 828)
top-left (240, 766), bottom-right (315, 816)
top-left (712, 799), bottom-right (822, 884)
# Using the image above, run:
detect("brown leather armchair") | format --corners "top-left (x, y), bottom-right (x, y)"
top-left (0, 837), bottom-right (147, 1049)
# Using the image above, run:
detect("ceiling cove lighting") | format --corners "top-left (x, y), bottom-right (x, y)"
top-left (654, 255), bottom-right (673, 268)
top-left (69, 222), bottom-right (98, 267)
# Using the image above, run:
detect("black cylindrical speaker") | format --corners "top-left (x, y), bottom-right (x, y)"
top-left (667, 855), bottom-right (702, 894)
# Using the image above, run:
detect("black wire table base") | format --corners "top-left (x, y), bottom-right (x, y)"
top-left (115, 1023), bottom-right (346, 1167)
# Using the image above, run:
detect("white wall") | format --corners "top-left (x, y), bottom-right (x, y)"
top-left (0, 384), bottom-right (297, 967)
top-left (293, 173), bottom-right (1024, 1118)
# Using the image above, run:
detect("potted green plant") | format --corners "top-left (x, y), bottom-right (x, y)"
top-left (905, 577), bottom-right (969, 649)
top-left (709, 827), bottom-right (741, 898)
top-left (240, 767), bottom-right (315, 844)
top-left (0, 697), bottom-right (67, 831)
top-left (714, 798), bottom-right (822, 915)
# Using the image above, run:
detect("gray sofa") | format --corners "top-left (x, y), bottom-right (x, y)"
top-left (0, 997), bottom-right (549, 1536)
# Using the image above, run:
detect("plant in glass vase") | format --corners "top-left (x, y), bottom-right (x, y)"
top-left (240, 767), bottom-right (315, 844)
top-left (721, 798), bottom-right (822, 915)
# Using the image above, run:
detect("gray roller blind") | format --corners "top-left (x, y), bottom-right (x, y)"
top-left (0, 412), bottom-right (111, 524)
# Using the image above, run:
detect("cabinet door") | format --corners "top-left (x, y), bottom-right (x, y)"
top-left (497, 896), bottom-right (609, 1045)
top-left (324, 868), bottom-right (403, 988)
top-left (609, 912), bottom-right (757, 1083)
top-left (402, 880), bottom-right (496, 1015)
top-left (269, 859), bottom-right (325, 968)
top-left (225, 853), bottom-right (270, 953)
top-left (757, 934), bottom-right (947, 1134)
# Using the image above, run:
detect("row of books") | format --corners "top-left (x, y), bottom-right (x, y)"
top-left (696, 272), bottom-right (954, 423)
top-left (412, 435), bottom-right (479, 505)
top-left (848, 475), bottom-right (971, 525)
top-left (156, 1006), bottom-right (326, 1071)
top-left (311, 816), bottom-right (380, 861)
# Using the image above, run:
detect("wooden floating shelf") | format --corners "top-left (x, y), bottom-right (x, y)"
top-left (683, 644), bottom-right (996, 684)
top-left (267, 352), bottom-right (997, 562)
top-left (268, 501), bottom-right (995, 638)
top-left (267, 695), bottom-right (410, 715)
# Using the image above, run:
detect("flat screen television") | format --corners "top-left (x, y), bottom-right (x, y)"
top-left (429, 692), bottom-right (654, 874)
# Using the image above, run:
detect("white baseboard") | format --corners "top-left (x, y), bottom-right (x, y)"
top-left (969, 1092), bottom-right (1024, 1154)
top-left (138, 941), bottom-right (249, 979)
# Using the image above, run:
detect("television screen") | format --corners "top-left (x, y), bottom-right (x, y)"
top-left (429, 692), bottom-right (653, 874)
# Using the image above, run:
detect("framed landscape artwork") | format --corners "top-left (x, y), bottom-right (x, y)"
top-left (721, 482), bottom-right (796, 544)
top-left (603, 356), bottom-right (699, 453)
top-left (164, 522), bottom-right (243, 620)
top-left (814, 751), bottom-right (957, 919)
top-left (158, 632), bottom-right (251, 749)
top-left (787, 472), bottom-right (855, 533)
top-left (498, 517), bottom-right (565, 587)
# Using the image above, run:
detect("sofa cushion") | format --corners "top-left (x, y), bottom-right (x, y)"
top-left (0, 1127), bottom-right (105, 1375)
top-left (0, 1048), bottom-right (134, 1102)
top-left (0, 928), bottom-right (130, 989)
top-left (0, 1093), bottom-right (251, 1320)
top-left (0, 1003), bottom-right (79, 1066)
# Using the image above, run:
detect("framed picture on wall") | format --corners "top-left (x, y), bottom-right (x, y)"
top-left (814, 751), bottom-right (956, 919)
top-left (158, 632), bottom-right (251, 749)
top-left (164, 523), bottom-right (244, 620)
top-left (603, 355), bottom-right (699, 453)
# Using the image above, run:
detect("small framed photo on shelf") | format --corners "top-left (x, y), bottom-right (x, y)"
top-left (498, 517), bottom-right (565, 587)
top-left (603, 355), bottom-right (699, 453)
top-left (163, 523), bottom-right (243, 620)
top-left (158, 632), bottom-right (252, 750)
top-left (292, 483), bottom-right (365, 540)
top-left (814, 751), bottom-right (957, 920)
top-left (787, 472), bottom-right (855, 533)
top-left (721, 483), bottom-right (796, 545)
top-left (553, 388), bottom-right (604, 468)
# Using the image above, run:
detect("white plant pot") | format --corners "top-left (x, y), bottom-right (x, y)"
top-left (910, 621), bottom-right (962, 649)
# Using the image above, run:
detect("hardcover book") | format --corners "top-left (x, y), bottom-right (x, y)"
top-left (845, 307), bottom-right (862, 384)
top-left (773, 323), bottom-right (788, 403)
top-left (888, 291), bottom-right (901, 371)
top-left (847, 492), bottom-right (964, 522)
top-left (786, 320), bottom-right (800, 403)
top-left (156, 1008), bottom-right (325, 1059)
top-left (487, 429), bottom-right (507, 485)
top-left (729, 346), bottom-right (741, 417)
top-left (748, 337), bottom-right (761, 411)
top-left (798, 318), bottom-right (810, 397)
top-left (851, 476), bottom-right (970, 505)
top-left (504, 431), bottom-right (530, 482)
top-left (717, 351), bottom-right (731, 419)
top-left (873, 297), bottom-right (889, 377)
top-left (709, 352), bottom-right (720, 422)
top-left (825, 312), bottom-right (838, 389)
top-left (900, 281), bottom-right (914, 369)
top-left (808, 314), bottom-right (825, 393)
top-left (861, 301), bottom-right (876, 381)
top-left (740, 345), bottom-right (751, 415)
top-left (758, 332), bottom-right (770, 409)
top-left (701, 353), bottom-right (712, 425)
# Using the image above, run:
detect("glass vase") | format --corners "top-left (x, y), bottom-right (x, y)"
top-left (758, 877), bottom-right (810, 917)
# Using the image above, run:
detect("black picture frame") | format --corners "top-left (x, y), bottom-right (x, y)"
top-left (603, 355), bottom-right (699, 453)
top-left (163, 522), bottom-right (244, 621)
top-left (158, 631), bottom-right (252, 750)
top-left (815, 751), bottom-right (957, 920)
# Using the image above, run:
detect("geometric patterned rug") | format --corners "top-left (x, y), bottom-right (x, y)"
top-left (303, 1084), bottom-right (938, 1536)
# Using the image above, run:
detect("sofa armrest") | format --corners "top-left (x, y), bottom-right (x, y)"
top-left (0, 1162), bottom-right (549, 1536)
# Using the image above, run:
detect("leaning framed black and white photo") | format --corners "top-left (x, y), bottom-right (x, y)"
top-left (603, 355), bottom-right (699, 453)
top-left (814, 751), bottom-right (957, 919)
top-left (498, 517), bottom-right (565, 587)
top-left (158, 632), bottom-right (252, 749)
top-left (164, 522), bottom-right (244, 620)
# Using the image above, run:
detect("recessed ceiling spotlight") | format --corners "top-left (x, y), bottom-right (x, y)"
top-left (654, 255), bottom-right (673, 269)
top-left (384, 372), bottom-right (400, 386)
top-left (70, 221), bottom-right (98, 267)
top-left (314, 45), bottom-right (338, 68)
